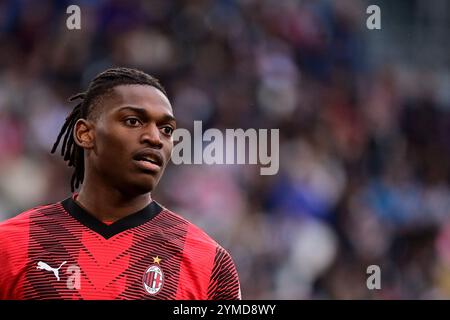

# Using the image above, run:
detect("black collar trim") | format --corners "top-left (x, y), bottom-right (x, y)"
top-left (61, 197), bottom-right (163, 239)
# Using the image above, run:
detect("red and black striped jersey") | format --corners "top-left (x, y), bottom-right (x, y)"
top-left (0, 195), bottom-right (241, 300)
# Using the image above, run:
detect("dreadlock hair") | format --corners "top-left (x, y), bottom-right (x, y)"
top-left (51, 67), bottom-right (168, 192)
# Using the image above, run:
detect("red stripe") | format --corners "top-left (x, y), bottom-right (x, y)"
top-left (175, 224), bottom-right (216, 299)
top-left (0, 210), bottom-right (31, 299)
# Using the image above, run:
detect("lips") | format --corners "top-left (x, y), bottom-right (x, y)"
top-left (132, 149), bottom-right (164, 173)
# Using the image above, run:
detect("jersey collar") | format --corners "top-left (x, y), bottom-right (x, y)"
top-left (61, 196), bottom-right (163, 239)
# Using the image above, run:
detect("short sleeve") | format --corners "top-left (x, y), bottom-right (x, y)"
top-left (207, 246), bottom-right (241, 300)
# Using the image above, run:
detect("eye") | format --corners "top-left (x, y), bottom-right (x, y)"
top-left (161, 126), bottom-right (174, 136)
top-left (124, 117), bottom-right (142, 127)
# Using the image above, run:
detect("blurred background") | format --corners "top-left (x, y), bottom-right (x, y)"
top-left (1, 0), bottom-right (450, 299)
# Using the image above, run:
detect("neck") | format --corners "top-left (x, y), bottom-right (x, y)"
top-left (75, 180), bottom-right (153, 223)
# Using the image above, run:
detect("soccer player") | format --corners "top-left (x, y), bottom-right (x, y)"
top-left (0, 67), bottom-right (241, 300)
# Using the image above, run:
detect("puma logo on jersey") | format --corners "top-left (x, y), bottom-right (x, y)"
top-left (36, 261), bottom-right (67, 281)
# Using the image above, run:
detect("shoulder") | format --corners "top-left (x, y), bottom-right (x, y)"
top-left (158, 204), bottom-right (239, 270)
top-left (158, 205), bottom-right (240, 299)
top-left (158, 204), bottom-right (221, 250)
top-left (0, 203), bottom-right (59, 280)
top-left (0, 202), bottom-right (60, 240)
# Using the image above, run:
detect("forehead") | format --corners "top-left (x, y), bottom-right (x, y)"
top-left (105, 84), bottom-right (173, 116)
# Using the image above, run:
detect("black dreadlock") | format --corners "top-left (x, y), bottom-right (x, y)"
top-left (51, 67), bottom-right (168, 192)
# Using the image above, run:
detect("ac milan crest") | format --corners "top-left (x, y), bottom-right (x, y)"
top-left (143, 264), bottom-right (164, 295)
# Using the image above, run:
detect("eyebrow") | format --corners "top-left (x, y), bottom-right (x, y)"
top-left (117, 106), bottom-right (176, 123)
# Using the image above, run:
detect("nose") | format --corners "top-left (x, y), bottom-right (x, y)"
top-left (140, 123), bottom-right (163, 149)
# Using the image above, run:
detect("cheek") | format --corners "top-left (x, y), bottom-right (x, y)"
top-left (95, 128), bottom-right (131, 165)
top-left (163, 140), bottom-right (174, 163)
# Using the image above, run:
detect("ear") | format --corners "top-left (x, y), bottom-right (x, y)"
top-left (73, 119), bottom-right (95, 149)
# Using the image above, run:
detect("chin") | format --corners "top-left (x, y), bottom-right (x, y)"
top-left (137, 178), bottom-right (159, 193)
top-left (120, 185), bottom-right (154, 197)
top-left (120, 177), bottom-right (158, 196)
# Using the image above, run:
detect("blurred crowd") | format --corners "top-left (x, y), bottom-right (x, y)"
top-left (1, 0), bottom-right (450, 299)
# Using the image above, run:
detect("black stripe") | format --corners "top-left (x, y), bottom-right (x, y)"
top-left (61, 197), bottom-right (163, 239)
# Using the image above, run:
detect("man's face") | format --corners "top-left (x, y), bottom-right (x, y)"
top-left (86, 84), bottom-right (176, 195)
